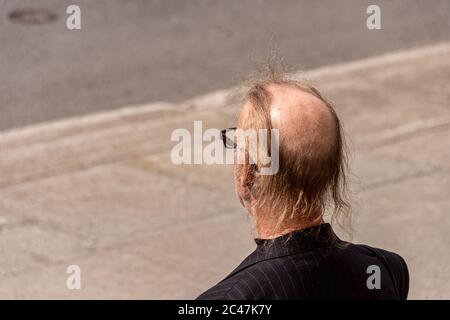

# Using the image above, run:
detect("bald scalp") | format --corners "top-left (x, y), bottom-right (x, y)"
top-left (266, 84), bottom-right (337, 159)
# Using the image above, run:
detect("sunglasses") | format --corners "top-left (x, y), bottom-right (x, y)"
top-left (220, 127), bottom-right (237, 149)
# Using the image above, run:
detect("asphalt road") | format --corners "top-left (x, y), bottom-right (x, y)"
top-left (1, 0), bottom-right (450, 131)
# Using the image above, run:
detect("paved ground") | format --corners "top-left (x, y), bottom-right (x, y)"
top-left (1, 0), bottom-right (450, 130)
top-left (0, 43), bottom-right (449, 299)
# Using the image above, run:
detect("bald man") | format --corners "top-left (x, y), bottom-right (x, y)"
top-left (197, 75), bottom-right (409, 300)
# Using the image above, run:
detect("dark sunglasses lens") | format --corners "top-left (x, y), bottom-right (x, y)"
top-left (222, 128), bottom-right (236, 148)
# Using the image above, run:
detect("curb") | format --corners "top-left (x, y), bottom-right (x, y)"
top-left (1, 41), bottom-right (449, 145)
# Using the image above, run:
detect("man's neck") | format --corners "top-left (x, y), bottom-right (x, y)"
top-left (255, 213), bottom-right (325, 239)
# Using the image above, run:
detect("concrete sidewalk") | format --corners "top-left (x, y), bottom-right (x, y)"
top-left (0, 43), bottom-right (449, 299)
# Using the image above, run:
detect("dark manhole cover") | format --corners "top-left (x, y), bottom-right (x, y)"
top-left (8, 8), bottom-right (57, 25)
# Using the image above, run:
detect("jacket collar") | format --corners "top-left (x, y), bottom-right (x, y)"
top-left (224, 223), bottom-right (341, 280)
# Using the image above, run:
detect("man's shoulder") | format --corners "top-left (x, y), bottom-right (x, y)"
top-left (349, 243), bottom-right (409, 298)
top-left (197, 242), bottom-right (410, 300)
top-left (351, 243), bottom-right (408, 270)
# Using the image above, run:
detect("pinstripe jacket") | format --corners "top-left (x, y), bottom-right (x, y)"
top-left (197, 223), bottom-right (409, 300)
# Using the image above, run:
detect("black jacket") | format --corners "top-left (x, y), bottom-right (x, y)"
top-left (197, 223), bottom-right (409, 300)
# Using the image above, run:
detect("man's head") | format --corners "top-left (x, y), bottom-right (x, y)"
top-left (234, 73), bottom-right (350, 237)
